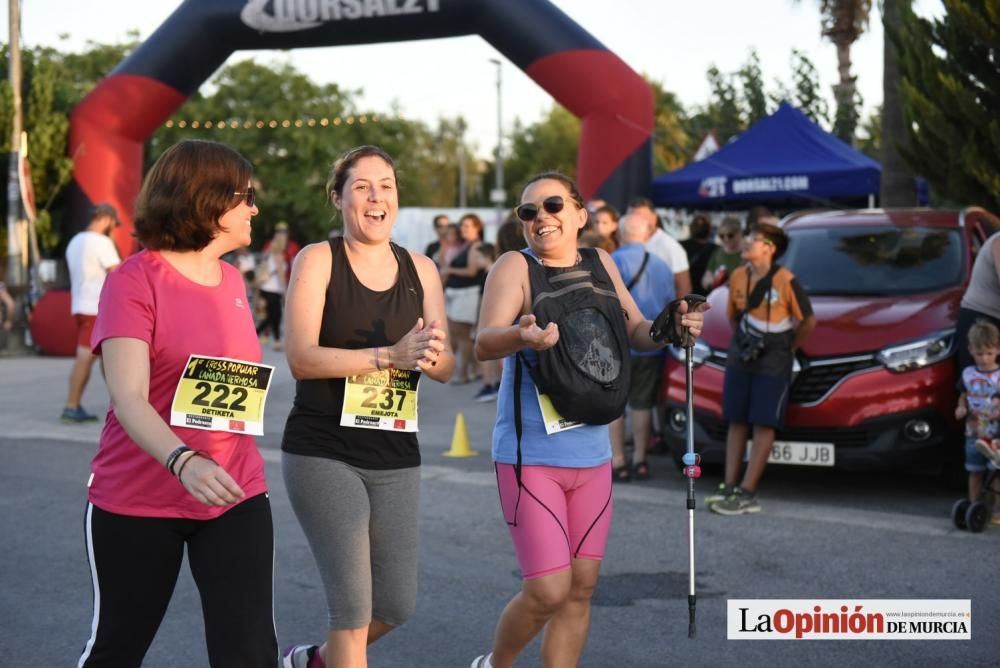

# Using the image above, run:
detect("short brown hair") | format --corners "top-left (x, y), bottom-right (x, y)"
top-left (750, 221), bottom-right (788, 259)
top-left (134, 140), bottom-right (252, 251)
top-left (968, 319), bottom-right (1000, 349)
top-left (326, 145), bottom-right (397, 203)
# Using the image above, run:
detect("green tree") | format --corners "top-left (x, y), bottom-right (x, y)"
top-left (857, 105), bottom-right (881, 160)
top-left (150, 59), bottom-right (464, 243)
top-left (893, 0), bottom-right (998, 211)
top-left (502, 105), bottom-right (580, 204)
top-left (646, 76), bottom-right (691, 173)
top-left (880, 0), bottom-right (917, 206)
top-left (790, 49), bottom-right (830, 126)
top-left (739, 50), bottom-right (770, 126)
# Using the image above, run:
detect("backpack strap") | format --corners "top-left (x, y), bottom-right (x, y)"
top-left (625, 252), bottom-right (650, 290)
top-left (507, 351), bottom-right (527, 527)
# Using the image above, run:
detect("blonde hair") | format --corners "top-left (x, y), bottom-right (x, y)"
top-left (968, 319), bottom-right (1000, 349)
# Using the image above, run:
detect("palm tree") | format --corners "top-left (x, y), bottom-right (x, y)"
top-left (816, 0), bottom-right (873, 142)
top-left (879, 0), bottom-right (916, 206)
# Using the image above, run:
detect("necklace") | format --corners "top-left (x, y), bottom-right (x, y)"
top-left (538, 252), bottom-right (581, 267)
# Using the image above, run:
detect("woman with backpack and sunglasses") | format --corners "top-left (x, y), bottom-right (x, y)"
top-left (471, 172), bottom-right (708, 668)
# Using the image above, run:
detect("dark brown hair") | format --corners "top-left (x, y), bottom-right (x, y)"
top-left (496, 217), bottom-right (527, 254)
top-left (458, 213), bottom-right (484, 240)
top-left (134, 140), bottom-right (252, 251)
top-left (520, 171), bottom-right (584, 208)
top-left (326, 144), bottom-right (397, 203)
top-left (627, 196), bottom-right (664, 230)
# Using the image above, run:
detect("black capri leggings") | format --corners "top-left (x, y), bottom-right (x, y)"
top-left (77, 493), bottom-right (276, 668)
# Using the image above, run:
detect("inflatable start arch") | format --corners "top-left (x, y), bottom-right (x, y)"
top-left (68, 0), bottom-right (653, 255)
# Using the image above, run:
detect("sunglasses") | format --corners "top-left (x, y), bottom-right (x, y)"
top-left (514, 195), bottom-right (579, 222)
top-left (233, 186), bottom-right (256, 208)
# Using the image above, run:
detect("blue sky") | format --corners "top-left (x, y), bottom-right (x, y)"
top-left (3, 0), bottom-right (943, 157)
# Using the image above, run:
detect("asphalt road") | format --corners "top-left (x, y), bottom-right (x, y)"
top-left (1, 351), bottom-right (997, 666)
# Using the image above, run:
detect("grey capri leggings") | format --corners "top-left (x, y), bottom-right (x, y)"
top-left (282, 452), bottom-right (421, 629)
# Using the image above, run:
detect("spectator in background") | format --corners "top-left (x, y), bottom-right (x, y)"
top-left (474, 241), bottom-right (502, 402)
top-left (703, 216), bottom-right (744, 291)
top-left (424, 213), bottom-right (451, 260)
top-left (594, 205), bottom-right (621, 250)
top-left (442, 213), bottom-right (486, 384)
top-left (256, 229), bottom-right (288, 351)
top-left (708, 221), bottom-right (815, 516)
top-left (610, 214), bottom-right (675, 481)
top-left (0, 280), bottom-right (14, 331)
top-left (954, 320), bottom-right (1000, 514)
top-left (956, 231), bottom-right (1000, 374)
top-left (627, 197), bottom-right (692, 298)
top-left (578, 230), bottom-right (616, 253)
top-left (681, 213), bottom-right (717, 296)
top-left (62, 203), bottom-right (121, 423)
top-left (437, 223), bottom-right (463, 268)
top-left (262, 221), bottom-right (300, 282)
top-left (496, 215), bottom-right (527, 255)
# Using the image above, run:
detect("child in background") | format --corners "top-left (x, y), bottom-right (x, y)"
top-left (954, 320), bottom-right (1000, 521)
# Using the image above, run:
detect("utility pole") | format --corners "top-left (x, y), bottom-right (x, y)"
top-left (6, 0), bottom-right (25, 289)
top-left (457, 117), bottom-right (467, 208)
top-left (488, 58), bottom-right (504, 225)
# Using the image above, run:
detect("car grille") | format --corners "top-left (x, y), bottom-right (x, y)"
top-left (695, 415), bottom-right (870, 448)
top-left (790, 356), bottom-right (880, 404)
top-left (705, 350), bottom-right (881, 405)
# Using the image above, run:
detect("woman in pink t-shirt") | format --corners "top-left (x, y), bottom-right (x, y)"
top-left (78, 140), bottom-right (276, 667)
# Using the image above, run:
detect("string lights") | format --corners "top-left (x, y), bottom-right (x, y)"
top-left (164, 114), bottom-right (380, 130)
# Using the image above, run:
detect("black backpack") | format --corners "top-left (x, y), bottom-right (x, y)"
top-left (516, 248), bottom-right (630, 426)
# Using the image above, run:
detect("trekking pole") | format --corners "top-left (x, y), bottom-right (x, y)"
top-left (680, 294), bottom-right (706, 639)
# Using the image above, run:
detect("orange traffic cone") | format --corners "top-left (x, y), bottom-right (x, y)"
top-left (442, 412), bottom-right (479, 458)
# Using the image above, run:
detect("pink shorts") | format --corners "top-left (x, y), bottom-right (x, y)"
top-left (495, 462), bottom-right (613, 580)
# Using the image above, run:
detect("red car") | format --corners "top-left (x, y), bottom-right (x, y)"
top-left (659, 207), bottom-right (1000, 472)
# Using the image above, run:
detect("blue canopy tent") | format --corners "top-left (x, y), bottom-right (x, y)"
top-left (651, 102), bottom-right (926, 209)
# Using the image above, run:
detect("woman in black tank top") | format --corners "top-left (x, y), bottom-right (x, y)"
top-left (279, 146), bottom-right (454, 666)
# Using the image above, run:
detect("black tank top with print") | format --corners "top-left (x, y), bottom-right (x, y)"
top-left (281, 237), bottom-right (424, 469)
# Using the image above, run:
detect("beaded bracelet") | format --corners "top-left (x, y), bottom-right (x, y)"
top-left (174, 451), bottom-right (199, 481)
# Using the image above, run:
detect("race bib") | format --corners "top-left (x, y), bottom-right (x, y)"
top-left (341, 368), bottom-right (420, 432)
top-left (170, 355), bottom-right (274, 436)
top-left (535, 386), bottom-right (584, 435)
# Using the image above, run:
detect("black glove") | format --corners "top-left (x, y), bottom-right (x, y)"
top-left (650, 299), bottom-right (683, 345)
top-left (650, 294), bottom-right (707, 345)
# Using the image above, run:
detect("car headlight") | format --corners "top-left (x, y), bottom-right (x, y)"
top-left (668, 340), bottom-right (713, 366)
top-left (876, 329), bottom-right (955, 373)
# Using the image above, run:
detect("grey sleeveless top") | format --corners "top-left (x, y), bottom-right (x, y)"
top-left (962, 232), bottom-right (1000, 319)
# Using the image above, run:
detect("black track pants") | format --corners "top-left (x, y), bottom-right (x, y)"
top-left (77, 493), bottom-right (277, 668)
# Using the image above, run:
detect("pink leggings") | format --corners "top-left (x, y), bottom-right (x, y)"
top-left (495, 462), bottom-right (613, 580)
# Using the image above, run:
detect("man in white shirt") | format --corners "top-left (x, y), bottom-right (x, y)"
top-left (627, 197), bottom-right (693, 297)
top-left (62, 204), bottom-right (120, 422)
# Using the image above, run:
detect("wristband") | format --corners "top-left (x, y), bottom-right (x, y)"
top-left (165, 445), bottom-right (191, 475)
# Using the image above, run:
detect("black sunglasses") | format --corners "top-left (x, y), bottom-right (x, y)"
top-left (515, 195), bottom-right (579, 222)
top-left (233, 186), bottom-right (256, 208)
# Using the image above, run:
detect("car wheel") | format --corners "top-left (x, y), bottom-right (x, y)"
top-left (951, 499), bottom-right (971, 530)
top-left (965, 502), bottom-right (990, 533)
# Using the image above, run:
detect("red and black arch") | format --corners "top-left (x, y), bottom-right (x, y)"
top-left (69, 0), bottom-right (653, 255)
